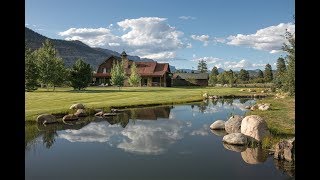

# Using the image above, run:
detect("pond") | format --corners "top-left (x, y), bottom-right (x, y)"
top-left (25, 99), bottom-right (294, 180)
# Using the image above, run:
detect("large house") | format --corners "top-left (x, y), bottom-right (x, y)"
top-left (172, 73), bottom-right (209, 86)
top-left (93, 51), bottom-right (172, 87)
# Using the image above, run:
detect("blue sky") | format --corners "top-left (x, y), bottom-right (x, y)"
top-left (25, 0), bottom-right (295, 70)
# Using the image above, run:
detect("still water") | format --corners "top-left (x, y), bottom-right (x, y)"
top-left (25, 99), bottom-right (294, 180)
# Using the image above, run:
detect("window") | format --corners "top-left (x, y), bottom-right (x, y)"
top-left (103, 68), bottom-right (106, 74)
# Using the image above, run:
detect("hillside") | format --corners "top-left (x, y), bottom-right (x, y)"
top-left (25, 27), bottom-right (154, 69)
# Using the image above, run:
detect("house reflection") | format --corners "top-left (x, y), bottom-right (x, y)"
top-left (106, 106), bottom-right (173, 128)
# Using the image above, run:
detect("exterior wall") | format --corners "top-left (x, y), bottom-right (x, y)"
top-left (172, 79), bottom-right (208, 86)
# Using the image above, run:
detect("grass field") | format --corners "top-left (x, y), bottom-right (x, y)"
top-left (26, 86), bottom-right (267, 121)
top-left (247, 97), bottom-right (295, 136)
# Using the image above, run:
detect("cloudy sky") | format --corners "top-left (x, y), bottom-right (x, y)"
top-left (25, 0), bottom-right (294, 70)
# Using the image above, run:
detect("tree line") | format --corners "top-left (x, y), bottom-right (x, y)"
top-left (204, 30), bottom-right (295, 96)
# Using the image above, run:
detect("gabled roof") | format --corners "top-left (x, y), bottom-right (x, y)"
top-left (173, 73), bottom-right (209, 80)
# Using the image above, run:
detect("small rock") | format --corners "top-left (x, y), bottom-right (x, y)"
top-left (111, 109), bottom-right (124, 113)
top-left (222, 133), bottom-right (248, 145)
top-left (36, 114), bottom-right (57, 124)
top-left (69, 103), bottom-right (85, 110)
top-left (103, 113), bottom-right (117, 116)
top-left (245, 106), bottom-right (251, 109)
top-left (203, 93), bottom-right (208, 99)
top-left (210, 120), bottom-right (225, 130)
top-left (250, 105), bottom-right (258, 110)
top-left (62, 114), bottom-right (79, 121)
top-left (74, 109), bottom-right (87, 117)
top-left (95, 111), bottom-right (104, 116)
top-left (259, 105), bottom-right (270, 111)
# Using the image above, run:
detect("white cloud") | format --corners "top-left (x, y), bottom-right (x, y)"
top-left (227, 23), bottom-right (295, 53)
top-left (190, 124), bottom-right (209, 136)
top-left (59, 120), bottom-right (187, 155)
top-left (192, 56), bottom-right (223, 64)
top-left (58, 27), bottom-right (120, 47)
top-left (191, 34), bottom-right (210, 46)
top-left (108, 42), bottom-right (120, 46)
top-left (179, 16), bottom-right (196, 20)
top-left (214, 37), bottom-right (226, 43)
top-left (25, 23), bottom-right (29, 26)
top-left (192, 54), bottom-right (196, 58)
top-left (59, 17), bottom-right (186, 60)
top-left (270, 50), bottom-right (281, 54)
top-left (117, 17), bottom-right (184, 59)
top-left (186, 43), bottom-right (192, 48)
top-left (192, 56), bottom-right (266, 70)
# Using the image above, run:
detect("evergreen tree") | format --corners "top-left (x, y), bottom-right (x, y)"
top-left (211, 66), bottom-right (219, 76)
top-left (128, 62), bottom-right (141, 87)
top-left (226, 69), bottom-right (235, 86)
top-left (197, 60), bottom-right (208, 73)
top-left (110, 60), bottom-right (126, 90)
top-left (282, 30), bottom-right (295, 96)
top-left (264, 64), bottom-right (273, 82)
top-left (69, 59), bottom-right (92, 90)
top-left (238, 69), bottom-right (250, 82)
top-left (25, 46), bottom-right (39, 91)
top-left (257, 69), bottom-right (264, 79)
top-left (274, 57), bottom-right (287, 89)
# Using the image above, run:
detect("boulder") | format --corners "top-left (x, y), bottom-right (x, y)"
top-left (74, 109), bottom-right (87, 117)
top-left (210, 120), bottom-right (225, 130)
top-left (248, 89), bottom-right (256, 92)
top-left (241, 115), bottom-right (270, 141)
top-left (95, 111), bottom-right (104, 116)
top-left (69, 103), bottom-right (85, 110)
top-left (210, 129), bottom-right (228, 136)
top-left (239, 89), bottom-right (245, 92)
top-left (245, 106), bottom-right (251, 109)
top-left (274, 138), bottom-right (295, 162)
top-left (225, 115), bottom-right (243, 133)
top-left (223, 143), bottom-right (247, 152)
top-left (241, 147), bottom-right (268, 164)
top-left (222, 133), bottom-right (248, 145)
top-left (62, 114), bottom-right (79, 121)
top-left (36, 114), bottom-right (57, 124)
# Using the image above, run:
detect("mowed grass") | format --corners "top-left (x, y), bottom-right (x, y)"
top-left (247, 96), bottom-right (295, 136)
top-left (26, 86), bottom-right (265, 121)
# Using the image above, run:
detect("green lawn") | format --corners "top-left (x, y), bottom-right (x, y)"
top-left (247, 96), bottom-right (295, 136)
top-left (26, 86), bottom-right (267, 121)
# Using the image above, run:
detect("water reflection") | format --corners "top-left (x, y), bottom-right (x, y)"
top-left (210, 129), bottom-right (228, 137)
top-left (26, 99), bottom-right (293, 179)
top-left (241, 147), bottom-right (268, 164)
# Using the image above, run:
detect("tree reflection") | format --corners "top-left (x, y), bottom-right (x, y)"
top-left (239, 98), bottom-right (250, 104)
top-left (197, 100), bottom-right (208, 113)
top-left (42, 130), bottom-right (58, 149)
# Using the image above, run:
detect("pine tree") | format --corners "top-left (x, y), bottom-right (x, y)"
top-left (197, 60), bottom-right (208, 73)
top-left (128, 62), bottom-right (141, 87)
top-left (69, 59), bottom-right (92, 90)
top-left (25, 46), bottom-right (39, 91)
top-left (239, 69), bottom-right (249, 82)
top-left (282, 30), bottom-right (295, 96)
top-left (211, 66), bottom-right (219, 76)
top-left (274, 57), bottom-right (286, 89)
top-left (110, 60), bottom-right (126, 90)
top-left (257, 69), bottom-right (264, 79)
top-left (264, 64), bottom-right (273, 82)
